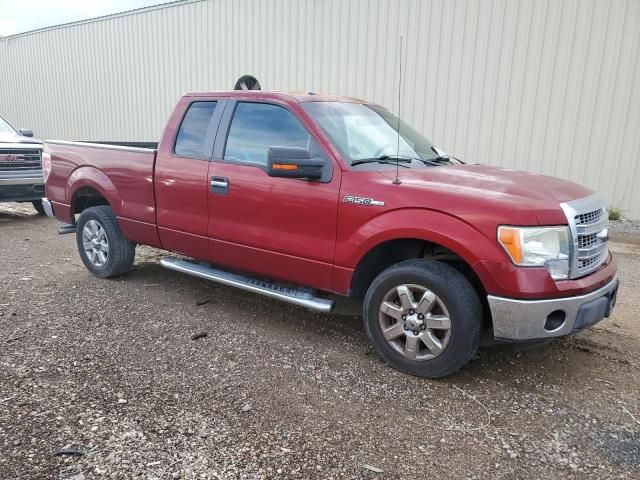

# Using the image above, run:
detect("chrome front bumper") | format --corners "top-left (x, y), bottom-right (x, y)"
top-left (0, 176), bottom-right (44, 186)
top-left (41, 197), bottom-right (54, 217)
top-left (488, 276), bottom-right (619, 341)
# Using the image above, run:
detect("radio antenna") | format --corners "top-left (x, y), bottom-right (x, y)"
top-left (392, 35), bottom-right (403, 185)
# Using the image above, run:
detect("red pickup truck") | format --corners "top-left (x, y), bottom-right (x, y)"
top-left (42, 91), bottom-right (618, 378)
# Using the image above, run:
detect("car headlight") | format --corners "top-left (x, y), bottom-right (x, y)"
top-left (497, 226), bottom-right (571, 280)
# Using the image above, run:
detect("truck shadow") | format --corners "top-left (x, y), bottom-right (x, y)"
top-left (125, 259), bottom-right (624, 388)
top-left (0, 203), bottom-right (45, 224)
top-left (129, 259), bottom-right (370, 340)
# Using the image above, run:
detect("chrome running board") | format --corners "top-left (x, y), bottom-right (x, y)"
top-left (160, 257), bottom-right (335, 313)
top-left (57, 224), bottom-right (76, 235)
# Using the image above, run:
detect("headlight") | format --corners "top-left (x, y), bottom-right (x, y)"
top-left (497, 226), bottom-right (571, 280)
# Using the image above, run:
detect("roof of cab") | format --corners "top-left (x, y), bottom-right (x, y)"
top-left (183, 90), bottom-right (370, 104)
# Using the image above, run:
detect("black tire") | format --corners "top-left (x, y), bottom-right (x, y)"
top-left (75, 206), bottom-right (135, 278)
top-left (32, 200), bottom-right (46, 216)
top-left (363, 259), bottom-right (482, 378)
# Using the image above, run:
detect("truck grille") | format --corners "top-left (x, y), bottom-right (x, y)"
top-left (577, 232), bottom-right (599, 249)
top-left (561, 197), bottom-right (609, 279)
top-left (0, 149), bottom-right (42, 171)
top-left (575, 209), bottom-right (602, 226)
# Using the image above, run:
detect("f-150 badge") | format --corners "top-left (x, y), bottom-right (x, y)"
top-left (343, 195), bottom-right (385, 206)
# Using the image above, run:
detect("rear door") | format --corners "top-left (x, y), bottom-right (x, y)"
top-left (206, 100), bottom-right (341, 291)
top-left (155, 97), bottom-right (224, 259)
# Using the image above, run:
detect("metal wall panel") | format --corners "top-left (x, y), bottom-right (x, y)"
top-left (1, 0), bottom-right (639, 218)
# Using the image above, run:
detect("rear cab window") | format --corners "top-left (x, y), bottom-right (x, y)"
top-left (174, 101), bottom-right (217, 158)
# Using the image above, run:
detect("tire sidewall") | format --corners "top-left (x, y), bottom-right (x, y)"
top-left (32, 200), bottom-right (46, 215)
top-left (364, 261), bottom-right (480, 378)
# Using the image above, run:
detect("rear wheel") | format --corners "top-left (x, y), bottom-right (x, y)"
top-left (363, 259), bottom-right (482, 378)
top-left (32, 200), bottom-right (46, 215)
top-left (75, 206), bottom-right (135, 278)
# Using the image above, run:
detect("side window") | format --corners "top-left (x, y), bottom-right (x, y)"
top-left (174, 101), bottom-right (217, 158)
top-left (224, 102), bottom-right (311, 166)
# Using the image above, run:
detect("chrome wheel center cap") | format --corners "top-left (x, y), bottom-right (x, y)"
top-left (405, 313), bottom-right (424, 332)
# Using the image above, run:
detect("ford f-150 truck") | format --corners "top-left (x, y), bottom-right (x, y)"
top-left (42, 91), bottom-right (618, 378)
top-left (0, 115), bottom-right (46, 214)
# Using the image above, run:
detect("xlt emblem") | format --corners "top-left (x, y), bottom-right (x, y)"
top-left (343, 195), bottom-right (385, 206)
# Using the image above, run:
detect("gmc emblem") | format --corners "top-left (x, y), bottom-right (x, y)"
top-left (0, 154), bottom-right (18, 162)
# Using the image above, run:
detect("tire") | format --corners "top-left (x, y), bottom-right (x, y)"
top-left (363, 259), bottom-right (482, 378)
top-left (75, 206), bottom-right (135, 278)
top-left (32, 200), bottom-right (46, 216)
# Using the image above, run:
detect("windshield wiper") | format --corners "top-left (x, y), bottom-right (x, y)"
top-left (351, 155), bottom-right (412, 167)
top-left (398, 155), bottom-right (449, 167)
top-left (351, 153), bottom-right (458, 168)
top-left (429, 146), bottom-right (465, 164)
top-left (424, 156), bottom-right (452, 164)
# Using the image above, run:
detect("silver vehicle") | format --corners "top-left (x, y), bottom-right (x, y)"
top-left (0, 115), bottom-right (45, 214)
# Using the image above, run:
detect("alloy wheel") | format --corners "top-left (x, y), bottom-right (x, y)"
top-left (378, 284), bottom-right (452, 360)
top-left (82, 219), bottom-right (109, 267)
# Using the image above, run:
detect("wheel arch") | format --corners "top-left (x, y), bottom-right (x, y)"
top-left (342, 209), bottom-right (503, 332)
top-left (67, 166), bottom-right (119, 220)
top-left (349, 235), bottom-right (493, 337)
top-left (343, 209), bottom-right (500, 297)
top-left (349, 236), bottom-right (487, 299)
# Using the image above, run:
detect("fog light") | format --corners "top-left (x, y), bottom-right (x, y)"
top-left (544, 310), bottom-right (566, 331)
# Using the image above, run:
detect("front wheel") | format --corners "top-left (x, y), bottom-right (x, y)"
top-left (32, 200), bottom-right (46, 215)
top-left (75, 206), bottom-right (135, 278)
top-left (363, 259), bottom-right (482, 378)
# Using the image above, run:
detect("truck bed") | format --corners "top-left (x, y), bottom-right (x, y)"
top-left (44, 140), bottom-right (159, 245)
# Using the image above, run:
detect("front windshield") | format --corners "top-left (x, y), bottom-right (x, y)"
top-left (0, 117), bottom-right (17, 135)
top-left (302, 101), bottom-right (442, 166)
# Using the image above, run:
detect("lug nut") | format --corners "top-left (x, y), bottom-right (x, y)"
top-left (421, 324), bottom-right (426, 330)
top-left (418, 314), bottom-right (424, 320)
top-left (402, 315), bottom-right (407, 320)
top-left (413, 331), bottom-right (419, 336)
top-left (403, 325), bottom-right (409, 331)
top-left (409, 310), bottom-right (415, 315)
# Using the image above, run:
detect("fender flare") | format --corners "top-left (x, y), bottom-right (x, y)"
top-left (340, 208), bottom-right (504, 291)
top-left (66, 166), bottom-right (121, 216)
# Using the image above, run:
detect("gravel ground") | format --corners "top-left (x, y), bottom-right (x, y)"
top-left (1, 202), bottom-right (639, 479)
top-left (609, 219), bottom-right (640, 245)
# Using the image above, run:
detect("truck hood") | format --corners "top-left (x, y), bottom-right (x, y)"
top-left (376, 163), bottom-right (594, 224)
top-left (0, 132), bottom-right (43, 146)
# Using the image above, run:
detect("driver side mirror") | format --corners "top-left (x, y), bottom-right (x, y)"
top-left (19, 128), bottom-right (34, 137)
top-left (267, 146), bottom-right (325, 180)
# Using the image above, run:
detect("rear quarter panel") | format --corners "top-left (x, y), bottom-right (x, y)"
top-left (44, 142), bottom-right (158, 245)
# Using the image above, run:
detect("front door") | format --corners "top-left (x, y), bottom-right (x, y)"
top-left (207, 100), bottom-right (341, 291)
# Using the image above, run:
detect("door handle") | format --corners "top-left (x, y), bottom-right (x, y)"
top-left (210, 176), bottom-right (229, 194)
top-left (210, 178), bottom-right (228, 188)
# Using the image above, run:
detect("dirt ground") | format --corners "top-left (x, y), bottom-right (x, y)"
top-left (1, 202), bottom-right (638, 480)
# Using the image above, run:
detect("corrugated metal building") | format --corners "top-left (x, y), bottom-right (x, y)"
top-left (1, 0), bottom-right (639, 218)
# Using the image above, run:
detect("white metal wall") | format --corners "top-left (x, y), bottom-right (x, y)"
top-left (1, 0), bottom-right (639, 218)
